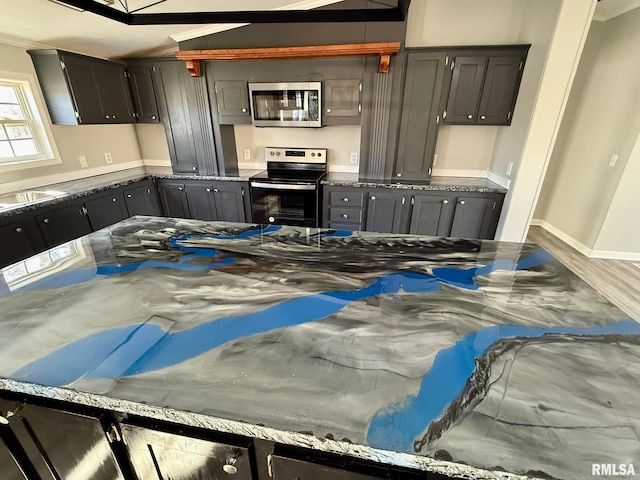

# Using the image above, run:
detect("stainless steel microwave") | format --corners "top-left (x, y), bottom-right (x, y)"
top-left (248, 82), bottom-right (322, 128)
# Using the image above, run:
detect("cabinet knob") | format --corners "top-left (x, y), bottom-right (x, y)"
top-left (223, 465), bottom-right (238, 475)
top-left (396, 173), bottom-right (402, 177)
top-left (152, 115), bottom-right (156, 120)
top-left (178, 187), bottom-right (184, 191)
top-left (326, 108), bottom-right (332, 113)
top-left (113, 115), bottom-right (116, 119)
top-left (342, 213), bottom-right (348, 219)
top-left (15, 227), bottom-right (23, 233)
top-left (206, 188), bottom-right (211, 192)
top-left (342, 197), bottom-right (349, 202)
top-left (43, 218), bottom-right (50, 224)
top-left (214, 188), bottom-right (219, 193)
top-left (460, 200), bottom-right (466, 205)
top-left (0, 415), bottom-right (8, 425)
top-left (105, 115), bottom-right (110, 119)
top-left (192, 167), bottom-right (197, 171)
top-left (480, 115), bottom-right (486, 120)
top-left (112, 198), bottom-right (117, 202)
top-left (241, 108), bottom-right (247, 113)
top-left (467, 114), bottom-right (473, 120)
top-left (443, 200), bottom-right (449, 204)
top-left (127, 194), bottom-right (132, 198)
top-left (370, 196), bottom-right (376, 201)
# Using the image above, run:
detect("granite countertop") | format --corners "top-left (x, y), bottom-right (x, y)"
top-left (0, 217), bottom-right (637, 480)
top-left (322, 172), bottom-right (508, 194)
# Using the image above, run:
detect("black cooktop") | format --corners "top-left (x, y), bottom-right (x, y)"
top-left (251, 168), bottom-right (326, 184)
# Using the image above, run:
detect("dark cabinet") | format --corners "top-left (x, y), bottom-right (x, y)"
top-left (324, 79), bottom-right (361, 125)
top-left (394, 52), bottom-right (447, 180)
top-left (152, 60), bottom-right (218, 175)
top-left (477, 55), bottom-right (524, 125)
top-left (215, 81), bottom-right (250, 124)
top-left (35, 203), bottom-right (92, 247)
top-left (365, 191), bottom-right (405, 234)
top-left (0, 218), bottom-right (46, 268)
top-left (449, 195), bottom-right (502, 239)
top-left (28, 49), bottom-right (135, 125)
top-left (127, 65), bottom-right (161, 123)
top-left (84, 191), bottom-right (129, 231)
top-left (409, 194), bottom-right (453, 236)
top-left (0, 438), bottom-right (27, 480)
top-left (443, 56), bottom-right (486, 124)
top-left (272, 456), bottom-right (384, 480)
top-left (213, 182), bottom-right (248, 223)
top-left (123, 181), bottom-right (162, 216)
top-left (185, 182), bottom-right (218, 221)
top-left (0, 398), bottom-right (125, 480)
top-left (120, 423), bottom-right (253, 480)
top-left (157, 181), bottom-right (191, 218)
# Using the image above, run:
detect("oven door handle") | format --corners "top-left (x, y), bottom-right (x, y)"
top-left (250, 182), bottom-right (316, 191)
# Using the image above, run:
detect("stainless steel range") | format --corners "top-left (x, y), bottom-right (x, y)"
top-left (250, 147), bottom-right (327, 227)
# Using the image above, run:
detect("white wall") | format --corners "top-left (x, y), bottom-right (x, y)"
top-left (134, 123), bottom-right (171, 166)
top-left (534, 7), bottom-right (640, 252)
top-left (234, 125), bottom-right (361, 172)
top-left (0, 42), bottom-right (143, 190)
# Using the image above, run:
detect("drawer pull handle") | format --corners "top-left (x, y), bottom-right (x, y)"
top-left (343, 197), bottom-right (349, 202)
top-left (43, 218), bottom-right (50, 224)
top-left (460, 200), bottom-right (466, 205)
top-left (15, 227), bottom-right (23, 233)
top-left (342, 214), bottom-right (348, 219)
top-left (443, 200), bottom-right (449, 204)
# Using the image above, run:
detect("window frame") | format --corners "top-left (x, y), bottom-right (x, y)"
top-left (0, 71), bottom-right (61, 171)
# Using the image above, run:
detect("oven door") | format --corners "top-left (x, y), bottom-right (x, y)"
top-left (250, 182), bottom-right (319, 227)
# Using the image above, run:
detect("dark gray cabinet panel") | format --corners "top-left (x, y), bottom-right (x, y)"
top-left (59, 53), bottom-right (105, 124)
top-left (35, 203), bottom-right (92, 248)
top-left (478, 55), bottom-right (524, 125)
top-left (215, 81), bottom-right (250, 123)
top-left (409, 194), bottom-right (453, 236)
top-left (153, 60), bottom-right (218, 175)
top-left (450, 196), bottom-right (501, 239)
top-left (185, 183), bottom-right (218, 221)
top-left (365, 191), bottom-right (404, 234)
top-left (120, 423), bottom-right (253, 480)
top-left (324, 79), bottom-right (361, 123)
top-left (157, 181), bottom-right (190, 218)
top-left (394, 52), bottom-right (447, 180)
top-left (127, 65), bottom-right (160, 123)
top-left (0, 399), bottom-right (125, 480)
top-left (443, 56), bottom-right (486, 124)
top-left (93, 62), bottom-right (136, 123)
top-left (123, 181), bottom-right (162, 216)
top-left (272, 456), bottom-right (383, 480)
top-left (0, 218), bottom-right (46, 268)
top-left (0, 440), bottom-right (27, 480)
top-left (84, 191), bottom-right (129, 230)
top-left (213, 181), bottom-right (248, 223)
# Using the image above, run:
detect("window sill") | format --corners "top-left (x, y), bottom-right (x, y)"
top-left (0, 156), bottom-right (62, 172)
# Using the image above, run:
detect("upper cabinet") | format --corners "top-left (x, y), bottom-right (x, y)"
top-left (441, 46), bottom-right (528, 126)
top-left (29, 49), bottom-right (136, 125)
top-left (214, 80), bottom-right (251, 124)
top-left (323, 79), bottom-right (362, 125)
top-left (127, 64), bottom-right (161, 123)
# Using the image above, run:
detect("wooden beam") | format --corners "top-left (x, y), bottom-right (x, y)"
top-left (184, 60), bottom-right (202, 77)
top-left (176, 42), bottom-right (401, 76)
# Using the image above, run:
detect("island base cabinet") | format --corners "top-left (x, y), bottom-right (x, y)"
top-left (120, 423), bottom-right (253, 480)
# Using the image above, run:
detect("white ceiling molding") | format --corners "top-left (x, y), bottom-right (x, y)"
top-left (593, 0), bottom-right (640, 21)
top-left (128, 44), bottom-right (180, 57)
top-left (0, 33), bottom-right (53, 51)
top-left (169, 0), bottom-right (343, 43)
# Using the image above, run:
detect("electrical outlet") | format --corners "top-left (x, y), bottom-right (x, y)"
top-left (609, 154), bottom-right (619, 167)
top-left (104, 152), bottom-right (113, 164)
top-left (78, 156), bottom-right (88, 168)
top-left (350, 152), bottom-right (359, 164)
top-left (506, 162), bottom-right (514, 176)
top-left (243, 149), bottom-right (251, 160)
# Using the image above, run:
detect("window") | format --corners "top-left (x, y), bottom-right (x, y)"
top-left (0, 75), bottom-right (58, 168)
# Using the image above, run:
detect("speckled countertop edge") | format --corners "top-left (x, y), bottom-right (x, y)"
top-left (320, 178), bottom-right (508, 194)
top-left (0, 378), bottom-right (540, 480)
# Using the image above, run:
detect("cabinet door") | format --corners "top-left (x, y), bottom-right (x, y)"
top-left (60, 54), bottom-right (104, 124)
top-left (84, 191), bottom-right (129, 231)
top-left (94, 62), bottom-right (136, 123)
top-left (127, 65), bottom-right (160, 123)
top-left (324, 79), bottom-right (361, 118)
top-left (449, 196), bottom-right (500, 239)
top-left (444, 56), bottom-right (487, 124)
top-left (272, 456), bottom-right (385, 480)
top-left (0, 399), bottom-right (125, 480)
top-left (0, 440), bottom-right (28, 480)
top-left (0, 219), bottom-right (46, 268)
top-left (215, 81), bottom-right (250, 120)
top-left (157, 182), bottom-right (191, 218)
top-left (477, 55), bottom-right (523, 125)
top-left (185, 183), bottom-right (218, 221)
top-left (365, 191), bottom-right (405, 234)
top-left (409, 194), bottom-right (453, 236)
top-left (394, 52), bottom-right (447, 180)
top-left (120, 423), bottom-right (253, 480)
top-left (123, 182), bottom-right (162, 216)
top-left (213, 182), bottom-right (247, 223)
top-left (35, 203), bottom-right (92, 247)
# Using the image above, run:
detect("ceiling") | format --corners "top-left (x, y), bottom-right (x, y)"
top-left (0, 0), bottom-right (343, 59)
top-left (594, 0), bottom-right (640, 21)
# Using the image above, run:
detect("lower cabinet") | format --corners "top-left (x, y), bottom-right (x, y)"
top-left (0, 217), bottom-right (46, 268)
top-left (123, 180), bottom-right (162, 216)
top-left (449, 195), bottom-right (502, 239)
top-left (35, 203), bottom-right (93, 247)
top-left (157, 181), bottom-right (191, 218)
top-left (409, 194), bottom-right (453, 236)
top-left (365, 191), bottom-right (405, 234)
top-left (84, 191), bottom-right (129, 231)
top-left (0, 439), bottom-right (27, 480)
top-left (272, 456), bottom-right (384, 480)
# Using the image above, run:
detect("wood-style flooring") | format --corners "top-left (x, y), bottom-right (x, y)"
top-left (526, 225), bottom-right (640, 321)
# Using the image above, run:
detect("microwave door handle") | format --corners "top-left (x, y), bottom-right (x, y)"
top-left (251, 182), bottom-right (316, 191)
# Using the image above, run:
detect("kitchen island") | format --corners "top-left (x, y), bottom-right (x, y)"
top-left (0, 217), bottom-right (637, 480)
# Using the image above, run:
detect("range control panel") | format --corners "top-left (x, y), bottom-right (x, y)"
top-left (265, 147), bottom-right (327, 164)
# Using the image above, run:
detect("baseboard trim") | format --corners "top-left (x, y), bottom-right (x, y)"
top-left (0, 160), bottom-right (146, 194)
top-left (531, 219), bottom-right (640, 260)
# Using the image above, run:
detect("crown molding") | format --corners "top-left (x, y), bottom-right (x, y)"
top-left (593, 0), bottom-right (640, 21)
top-left (0, 33), bottom-right (53, 51)
top-left (169, 0), bottom-right (343, 43)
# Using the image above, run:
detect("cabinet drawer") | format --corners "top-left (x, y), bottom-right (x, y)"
top-left (329, 191), bottom-right (364, 207)
top-left (329, 208), bottom-right (363, 224)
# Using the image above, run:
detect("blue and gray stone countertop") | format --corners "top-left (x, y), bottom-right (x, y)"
top-left (322, 172), bottom-right (508, 194)
top-left (0, 217), bottom-right (637, 480)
